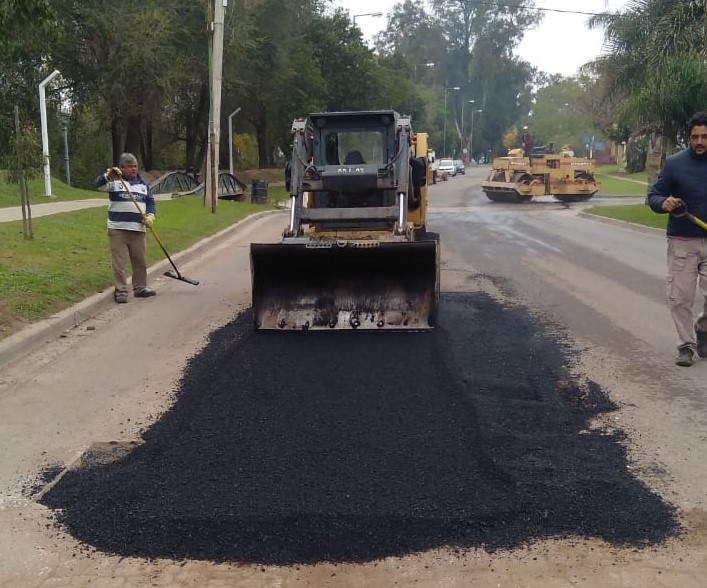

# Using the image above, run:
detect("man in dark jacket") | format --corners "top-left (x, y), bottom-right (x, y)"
top-left (647, 111), bottom-right (707, 366)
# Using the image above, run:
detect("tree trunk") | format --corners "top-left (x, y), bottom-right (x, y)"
top-left (185, 81), bottom-right (209, 175)
top-left (646, 133), bottom-right (671, 203)
top-left (124, 115), bottom-right (142, 160)
top-left (196, 117), bottom-right (209, 178)
top-left (141, 118), bottom-right (153, 171)
top-left (111, 116), bottom-right (122, 165)
top-left (255, 103), bottom-right (268, 168)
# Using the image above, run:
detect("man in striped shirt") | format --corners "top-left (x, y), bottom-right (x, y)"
top-left (94, 153), bottom-right (157, 303)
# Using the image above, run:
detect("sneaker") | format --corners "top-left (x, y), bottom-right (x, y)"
top-left (134, 287), bottom-right (156, 298)
top-left (114, 291), bottom-right (129, 304)
top-left (675, 346), bottom-right (694, 367)
top-left (697, 330), bottom-right (707, 358)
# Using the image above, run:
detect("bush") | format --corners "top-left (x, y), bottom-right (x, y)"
top-left (626, 137), bottom-right (647, 173)
top-left (2, 123), bottom-right (42, 182)
top-left (233, 133), bottom-right (258, 170)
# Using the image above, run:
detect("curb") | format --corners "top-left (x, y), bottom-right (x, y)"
top-left (0, 209), bottom-right (282, 368)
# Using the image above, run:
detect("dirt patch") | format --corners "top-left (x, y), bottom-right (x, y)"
top-left (0, 299), bottom-right (30, 340)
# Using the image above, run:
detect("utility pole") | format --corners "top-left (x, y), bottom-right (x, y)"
top-left (443, 86), bottom-right (460, 157)
top-left (461, 100), bottom-right (474, 162)
top-left (206, 0), bottom-right (226, 212)
top-left (469, 108), bottom-right (482, 164)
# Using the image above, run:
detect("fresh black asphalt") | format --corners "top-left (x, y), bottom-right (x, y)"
top-left (40, 279), bottom-right (678, 565)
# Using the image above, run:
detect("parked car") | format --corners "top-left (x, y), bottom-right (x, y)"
top-left (438, 158), bottom-right (456, 177)
top-left (454, 159), bottom-right (465, 175)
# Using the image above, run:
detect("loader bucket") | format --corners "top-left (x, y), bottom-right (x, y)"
top-left (250, 240), bottom-right (439, 330)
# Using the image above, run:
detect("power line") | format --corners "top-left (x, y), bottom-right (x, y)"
top-left (478, 1), bottom-right (610, 17)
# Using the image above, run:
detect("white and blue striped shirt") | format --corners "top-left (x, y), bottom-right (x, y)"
top-left (94, 173), bottom-right (156, 232)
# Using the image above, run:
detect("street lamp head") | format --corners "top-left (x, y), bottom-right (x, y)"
top-left (354, 11), bottom-right (383, 22)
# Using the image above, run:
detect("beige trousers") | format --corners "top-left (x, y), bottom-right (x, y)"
top-left (108, 229), bottom-right (147, 293)
top-left (666, 237), bottom-right (707, 351)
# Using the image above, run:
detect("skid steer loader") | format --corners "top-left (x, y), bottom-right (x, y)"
top-left (250, 110), bottom-right (440, 330)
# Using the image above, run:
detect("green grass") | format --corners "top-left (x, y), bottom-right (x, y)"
top-left (585, 165), bottom-right (666, 229)
top-left (594, 164), bottom-right (648, 196)
top-left (584, 203), bottom-right (668, 230)
top-left (595, 163), bottom-right (648, 181)
top-left (595, 174), bottom-right (647, 196)
top-left (0, 168), bottom-right (287, 209)
top-left (237, 168), bottom-right (285, 185)
top-left (0, 187), bottom-right (286, 339)
top-left (0, 175), bottom-right (98, 208)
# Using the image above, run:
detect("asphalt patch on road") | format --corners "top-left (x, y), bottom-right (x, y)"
top-left (40, 290), bottom-right (678, 565)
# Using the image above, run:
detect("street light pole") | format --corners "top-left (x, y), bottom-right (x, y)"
top-left (461, 100), bottom-right (474, 162)
top-left (443, 86), bottom-right (460, 157)
top-left (469, 108), bottom-right (482, 163)
top-left (228, 107), bottom-right (241, 176)
top-left (61, 108), bottom-right (71, 186)
top-left (39, 69), bottom-right (60, 198)
top-left (413, 62), bottom-right (434, 82)
top-left (353, 11), bottom-right (382, 24)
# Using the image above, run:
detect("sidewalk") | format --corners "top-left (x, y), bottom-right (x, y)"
top-left (604, 174), bottom-right (648, 186)
top-left (0, 193), bottom-right (176, 223)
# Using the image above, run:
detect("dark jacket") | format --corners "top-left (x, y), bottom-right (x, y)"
top-left (647, 147), bottom-right (707, 237)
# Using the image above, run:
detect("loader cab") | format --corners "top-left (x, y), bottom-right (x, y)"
top-left (309, 111), bottom-right (399, 212)
top-left (322, 130), bottom-right (387, 166)
top-left (312, 111), bottom-right (396, 166)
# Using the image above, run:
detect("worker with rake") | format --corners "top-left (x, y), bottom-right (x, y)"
top-left (648, 111), bottom-right (707, 367)
top-left (95, 152), bottom-right (157, 303)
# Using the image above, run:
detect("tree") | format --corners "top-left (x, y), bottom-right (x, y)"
top-left (589, 0), bottom-right (707, 145)
top-left (375, 0), bottom-right (540, 158)
top-left (374, 0), bottom-right (447, 82)
top-left (529, 77), bottom-right (601, 153)
top-left (50, 0), bottom-right (208, 169)
top-left (0, 0), bottom-right (57, 48)
top-left (0, 0), bottom-right (59, 159)
top-left (222, 0), bottom-right (324, 167)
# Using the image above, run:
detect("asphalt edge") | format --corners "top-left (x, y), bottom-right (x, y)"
top-left (577, 210), bottom-right (665, 237)
top-left (0, 209), bottom-right (282, 368)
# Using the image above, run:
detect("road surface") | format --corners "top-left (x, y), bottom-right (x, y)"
top-left (0, 167), bottom-right (705, 587)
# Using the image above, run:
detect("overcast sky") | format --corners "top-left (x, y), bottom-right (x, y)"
top-left (334, 0), bottom-right (631, 77)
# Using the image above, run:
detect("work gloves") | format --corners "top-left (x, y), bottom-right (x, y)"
top-left (105, 167), bottom-right (122, 181)
top-left (143, 213), bottom-right (155, 228)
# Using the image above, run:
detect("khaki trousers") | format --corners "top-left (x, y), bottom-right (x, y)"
top-left (666, 237), bottom-right (707, 351)
top-left (108, 229), bottom-right (147, 293)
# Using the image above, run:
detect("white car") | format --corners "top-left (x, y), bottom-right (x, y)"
top-left (438, 158), bottom-right (456, 177)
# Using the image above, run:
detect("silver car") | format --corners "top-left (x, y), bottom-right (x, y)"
top-left (438, 158), bottom-right (456, 177)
